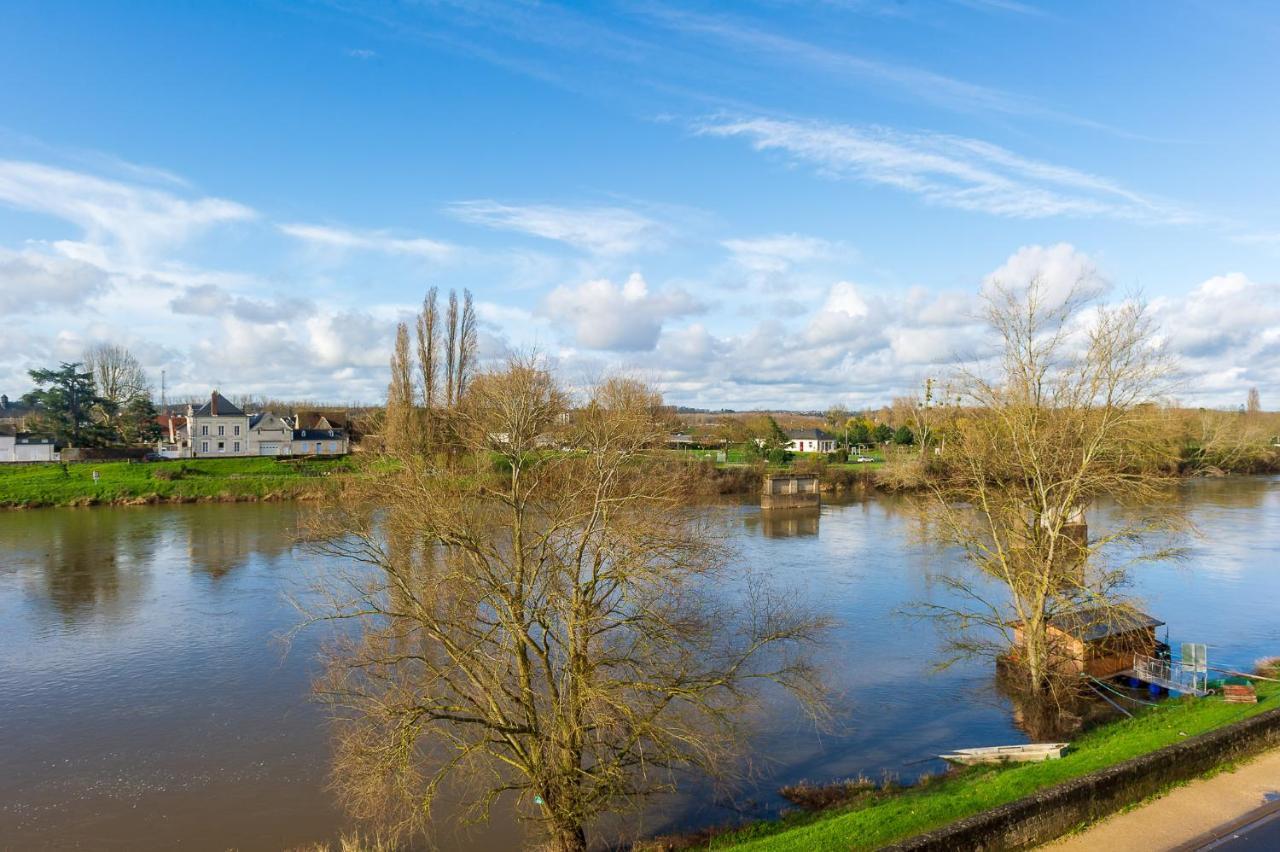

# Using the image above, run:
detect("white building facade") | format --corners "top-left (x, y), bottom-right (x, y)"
top-left (188, 392), bottom-right (252, 457)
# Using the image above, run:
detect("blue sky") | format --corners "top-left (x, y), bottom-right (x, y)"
top-left (1, 0), bottom-right (1277, 408)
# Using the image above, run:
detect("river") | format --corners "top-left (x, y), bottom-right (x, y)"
top-left (2, 477), bottom-right (1278, 850)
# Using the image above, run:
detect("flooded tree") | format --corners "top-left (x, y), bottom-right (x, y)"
top-left (905, 274), bottom-right (1180, 697)
top-left (303, 360), bottom-right (828, 851)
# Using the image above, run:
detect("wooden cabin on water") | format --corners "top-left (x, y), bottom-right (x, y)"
top-left (761, 473), bottom-right (820, 510)
top-left (1014, 606), bottom-right (1165, 679)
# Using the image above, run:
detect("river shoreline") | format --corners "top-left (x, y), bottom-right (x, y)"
top-left (0, 455), bottom-right (350, 509)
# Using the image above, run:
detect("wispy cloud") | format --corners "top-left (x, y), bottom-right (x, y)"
top-left (278, 222), bottom-right (455, 260)
top-left (697, 115), bottom-right (1199, 223)
top-left (722, 233), bottom-right (848, 274)
top-left (449, 200), bottom-right (668, 255)
top-left (345, 47), bottom-right (378, 59)
top-left (0, 160), bottom-right (255, 257)
top-left (947, 0), bottom-right (1050, 18)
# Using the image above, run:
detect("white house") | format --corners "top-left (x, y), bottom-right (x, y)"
top-left (785, 428), bottom-right (837, 454)
top-left (188, 391), bottom-right (252, 457)
top-left (248, 412), bottom-right (293, 456)
top-left (0, 428), bottom-right (58, 462)
top-left (290, 427), bottom-right (348, 456)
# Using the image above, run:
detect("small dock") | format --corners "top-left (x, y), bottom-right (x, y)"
top-left (761, 473), bottom-right (820, 510)
top-left (1115, 653), bottom-right (1210, 697)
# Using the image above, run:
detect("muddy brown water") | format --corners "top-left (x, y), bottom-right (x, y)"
top-left (2, 478), bottom-right (1278, 850)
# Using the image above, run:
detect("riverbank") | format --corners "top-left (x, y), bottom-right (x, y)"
top-left (665, 683), bottom-right (1278, 852)
top-left (0, 456), bottom-right (354, 508)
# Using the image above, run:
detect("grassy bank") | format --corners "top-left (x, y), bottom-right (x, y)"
top-left (704, 683), bottom-right (1277, 851)
top-left (0, 456), bottom-right (354, 508)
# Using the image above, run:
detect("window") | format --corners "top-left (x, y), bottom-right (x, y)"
top-left (234, 425), bottom-right (241, 436)
top-left (233, 441), bottom-right (240, 453)
top-left (218, 441), bottom-right (225, 452)
top-left (201, 425), bottom-right (208, 436)
top-left (328, 441), bottom-right (337, 452)
top-left (201, 441), bottom-right (208, 453)
top-left (218, 425), bottom-right (225, 436)
top-left (315, 442), bottom-right (322, 454)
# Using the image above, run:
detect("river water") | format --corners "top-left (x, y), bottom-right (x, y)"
top-left (2, 477), bottom-right (1278, 850)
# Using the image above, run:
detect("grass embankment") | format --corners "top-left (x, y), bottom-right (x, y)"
top-left (710, 684), bottom-right (1278, 852)
top-left (0, 456), bottom-right (354, 508)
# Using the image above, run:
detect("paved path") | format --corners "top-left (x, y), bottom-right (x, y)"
top-left (1042, 748), bottom-right (1280, 852)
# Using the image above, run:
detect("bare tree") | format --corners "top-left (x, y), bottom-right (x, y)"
top-left (384, 323), bottom-right (415, 455)
top-left (302, 360), bottom-right (828, 850)
top-left (83, 342), bottom-right (149, 420)
top-left (455, 289), bottom-right (477, 404)
top-left (1247, 387), bottom-right (1262, 415)
top-left (909, 275), bottom-right (1180, 696)
top-left (444, 290), bottom-right (459, 407)
top-left (416, 287), bottom-right (440, 410)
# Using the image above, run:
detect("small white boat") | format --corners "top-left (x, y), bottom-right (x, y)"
top-left (939, 742), bottom-right (1069, 765)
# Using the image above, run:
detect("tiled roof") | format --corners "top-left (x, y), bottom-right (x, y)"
top-left (293, 428), bottom-right (345, 440)
top-left (1048, 607), bottom-right (1164, 643)
top-left (786, 428), bottom-right (835, 441)
top-left (192, 391), bottom-right (245, 418)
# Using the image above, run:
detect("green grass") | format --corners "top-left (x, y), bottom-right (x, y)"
top-left (0, 455), bottom-right (354, 508)
top-left (713, 684), bottom-right (1278, 851)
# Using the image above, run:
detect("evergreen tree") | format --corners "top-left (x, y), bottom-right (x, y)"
top-left (22, 362), bottom-right (113, 446)
top-left (893, 424), bottom-right (915, 445)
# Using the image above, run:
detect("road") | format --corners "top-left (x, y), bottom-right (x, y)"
top-left (1043, 748), bottom-right (1280, 852)
top-left (1195, 800), bottom-right (1280, 849)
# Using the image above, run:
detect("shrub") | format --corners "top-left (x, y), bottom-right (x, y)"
top-left (779, 775), bottom-right (877, 812)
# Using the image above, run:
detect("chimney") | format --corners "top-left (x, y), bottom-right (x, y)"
top-left (211, 390), bottom-right (218, 417)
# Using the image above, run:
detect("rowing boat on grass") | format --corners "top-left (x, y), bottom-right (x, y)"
top-left (939, 742), bottom-right (1069, 765)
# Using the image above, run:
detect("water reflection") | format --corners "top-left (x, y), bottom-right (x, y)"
top-left (185, 504), bottom-right (295, 578)
top-left (745, 508), bottom-right (821, 538)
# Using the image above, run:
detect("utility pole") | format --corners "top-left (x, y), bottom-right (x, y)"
top-left (161, 369), bottom-right (168, 415)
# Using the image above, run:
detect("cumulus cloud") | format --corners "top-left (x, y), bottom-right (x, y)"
top-left (0, 248), bottom-right (110, 313)
top-left (1152, 273), bottom-right (1280, 402)
top-left (543, 273), bottom-right (703, 350)
top-left (0, 160), bottom-right (255, 257)
top-left (697, 116), bottom-right (1196, 223)
top-left (449, 201), bottom-right (667, 255)
top-left (805, 280), bottom-right (874, 345)
top-left (278, 222), bottom-right (454, 260)
top-left (982, 242), bottom-right (1105, 307)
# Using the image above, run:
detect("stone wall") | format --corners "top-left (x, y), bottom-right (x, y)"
top-left (885, 706), bottom-right (1280, 851)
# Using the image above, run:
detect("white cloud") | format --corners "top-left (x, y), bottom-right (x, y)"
top-left (0, 160), bottom-right (255, 258)
top-left (1153, 273), bottom-right (1280, 402)
top-left (170, 284), bottom-right (314, 324)
top-left (449, 201), bottom-right (667, 255)
top-left (278, 222), bottom-right (454, 260)
top-left (0, 248), bottom-right (110, 313)
top-left (982, 243), bottom-right (1105, 307)
top-left (697, 116), bottom-right (1196, 223)
top-left (722, 233), bottom-right (845, 274)
top-left (543, 272), bottom-right (703, 350)
top-left (805, 280), bottom-right (873, 344)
